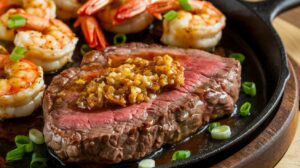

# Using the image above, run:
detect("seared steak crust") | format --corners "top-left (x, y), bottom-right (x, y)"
top-left (43, 43), bottom-right (241, 164)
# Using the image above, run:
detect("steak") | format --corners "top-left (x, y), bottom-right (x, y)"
top-left (43, 43), bottom-right (241, 164)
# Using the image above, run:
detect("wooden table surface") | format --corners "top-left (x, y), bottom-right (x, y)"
top-left (273, 7), bottom-right (300, 168)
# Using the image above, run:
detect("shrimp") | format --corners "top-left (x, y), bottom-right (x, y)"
top-left (75, 0), bottom-right (156, 49)
top-left (0, 0), bottom-right (56, 18)
top-left (97, 0), bottom-right (155, 33)
top-left (0, 0), bottom-right (56, 41)
top-left (147, 0), bottom-right (226, 49)
top-left (0, 8), bottom-right (25, 41)
top-left (0, 48), bottom-right (45, 119)
top-left (53, 0), bottom-right (83, 20)
top-left (10, 12), bottom-right (79, 72)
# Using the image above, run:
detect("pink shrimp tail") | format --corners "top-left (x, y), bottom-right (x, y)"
top-left (147, 0), bottom-right (180, 20)
top-left (113, 0), bottom-right (148, 25)
top-left (77, 0), bottom-right (112, 15)
top-left (74, 15), bottom-right (108, 49)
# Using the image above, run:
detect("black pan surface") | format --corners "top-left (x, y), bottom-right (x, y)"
top-left (0, 0), bottom-right (298, 167)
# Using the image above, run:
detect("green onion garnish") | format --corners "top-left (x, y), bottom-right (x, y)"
top-left (7, 15), bottom-right (26, 29)
top-left (211, 125), bottom-right (231, 140)
top-left (29, 128), bottom-right (45, 145)
top-left (208, 122), bottom-right (221, 133)
top-left (5, 146), bottom-right (25, 161)
top-left (163, 10), bottom-right (178, 21)
top-left (80, 44), bottom-right (91, 56)
top-left (242, 81), bottom-right (256, 97)
top-left (30, 153), bottom-right (47, 168)
top-left (113, 33), bottom-right (127, 45)
top-left (178, 0), bottom-right (192, 11)
top-left (240, 102), bottom-right (252, 117)
top-left (15, 135), bottom-right (33, 153)
top-left (229, 53), bottom-right (245, 64)
top-left (172, 150), bottom-right (191, 161)
top-left (10, 46), bottom-right (27, 61)
top-left (138, 159), bottom-right (155, 168)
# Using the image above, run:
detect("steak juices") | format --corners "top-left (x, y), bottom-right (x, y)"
top-left (43, 43), bottom-right (241, 164)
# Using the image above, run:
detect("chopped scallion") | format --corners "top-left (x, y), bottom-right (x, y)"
top-left (7, 15), bottom-right (26, 29)
top-left (30, 153), bottom-right (47, 168)
top-left (178, 0), bottom-right (192, 11)
top-left (138, 159), bottom-right (155, 168)
top-left (211, 125), bottom-right (231, 140)
top-left (242, 82), bottom-right (256, 97)
top-left (113, 33), bottom-right (127, 45)
top-left (10, 46), bottom-right (27, 61)
top-left (240, 102), bottom-right (252, 117)
top-left (229, 53), bottom-right (245, 64)
top-left (29, 128), bottom-right (45, 145)
top-left (15, 135), bottom-right (33, 153)
top-left (163, 10), bottom-right (178, 21)
top-left (5, 146), bottom-right (25, 161)
top-left (80, 44), bottom-right (91, 56)
top-left (208, 122), bottom-right (221, 133)
top-left (172, 150), bottom-right (191, 161)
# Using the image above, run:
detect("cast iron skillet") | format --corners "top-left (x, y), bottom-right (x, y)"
top-left (1, 0), bottom-right (299, 168)
top-left (56, 0), bottom-right (299, 167)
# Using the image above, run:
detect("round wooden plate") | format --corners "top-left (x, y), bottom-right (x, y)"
top-left (213, 59), bottom-right (299, 168)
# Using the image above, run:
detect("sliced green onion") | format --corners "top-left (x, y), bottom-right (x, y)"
top-left (138, 159), bottom-right (155, 168)
top-left (211, 125), bottom-right (231, 140)
top-left (5, 146), bottom-right (25, 161)
top-left (113, 33), bottom-right (127, 45)
top-left (242, 81), bottom-right (256, 97)
top-left (172, 150), bottom-right (191, 161)
top-left (208, 122), bottom-right (221, 133)
top-left (178, 0), bottom-right (192, 11)
top-left (10, 46), bottom-right (27, 61)
top-left (30, 153), bottom-right (47, 168)
top-left (229, 53), bottom-right (245, 64)
top-left (240, 102), bottom-right (252, 117)
top-left (29, 128), bottom-right (45, 145)
top-left (80, 44), bottom-right (91, 56)
top-left (7, 15), bottom-right (26, 29)
top-left (163, 10), bottom-right (178, 21)
top-left (15, 135), bottom-right (33, 153)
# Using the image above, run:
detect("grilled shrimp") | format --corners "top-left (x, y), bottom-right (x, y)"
top-left (75, 0), bottom-right (156, 49)
top-left (0, 47), bottom-right (45, 119)
top-left (0, 0), bottom-right (56, 41)
top-left (147, 0), bottom-right (226, 49)
top-left (53, 0), bottom-right (83, 20)
top-left (1, 9), bottom-right (78, 72)
top-left (0, 0), bottom-right (56, 18)
top-left (97, 0), bottom-right (155, 34)
top-left (11, 12), bottom-right (79, 72)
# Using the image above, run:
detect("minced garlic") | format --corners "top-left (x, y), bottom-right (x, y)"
top-left (77, 55), bottom-right (185, 110)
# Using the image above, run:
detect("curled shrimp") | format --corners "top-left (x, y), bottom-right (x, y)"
top-left (0, 0), bottom-right (56, 18)
top-left (11, 12), bottom-right (79, 72)
top-left (147, 0), bottom-right (226, 49)
top-left (0, 46), bottom-right (45, 119)
top-left (97, 0), bottom-right (155, 33)
top-left (75, 0), bottom-right (156, 49)
top-left (53, 0), bottom-right (83, 20)
top-left (0, 0), bottom-right (56, 41)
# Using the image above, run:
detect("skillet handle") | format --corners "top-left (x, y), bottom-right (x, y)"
top-left (242, 0), bottom-right (300, 22)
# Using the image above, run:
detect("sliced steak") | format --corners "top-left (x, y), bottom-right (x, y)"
top-left (43, 43), bottom-right (241, 164)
